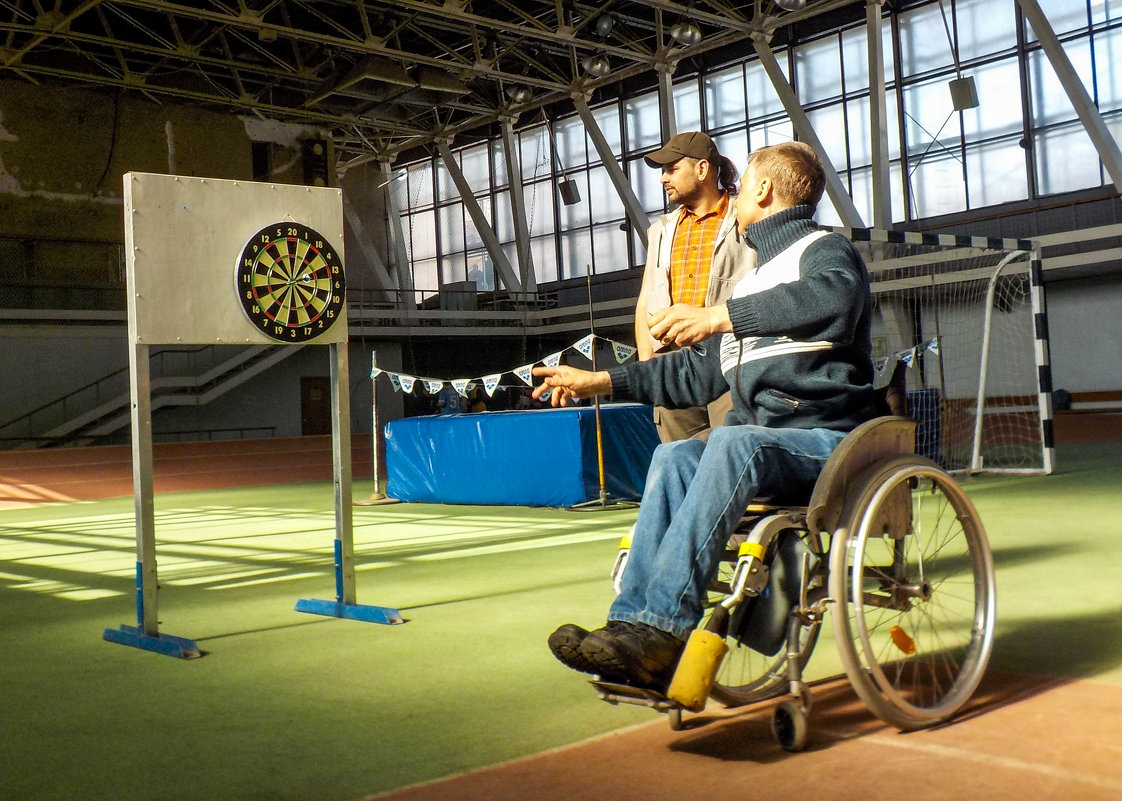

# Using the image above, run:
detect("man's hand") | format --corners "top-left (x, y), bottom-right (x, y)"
top-left (531, 365), bottom-right (612, 407)
top-left (648, 303), bottom-right (732, 348)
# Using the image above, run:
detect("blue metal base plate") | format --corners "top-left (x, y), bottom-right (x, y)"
top-left (294, 598), bottom-right (404, 625)
top-left (102, 624), bottom-right (202, 659)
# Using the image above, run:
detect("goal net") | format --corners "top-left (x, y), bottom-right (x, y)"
top-left (838, 228), bottom-right (1054, 476)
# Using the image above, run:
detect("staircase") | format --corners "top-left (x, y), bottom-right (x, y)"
top-left (0, 345), bottom-right (303, 448)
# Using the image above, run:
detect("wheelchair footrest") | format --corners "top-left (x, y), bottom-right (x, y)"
top-left (590, 679), bottom-right (680, 713)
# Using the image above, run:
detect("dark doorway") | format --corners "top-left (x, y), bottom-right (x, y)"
top-left (301, 376), bottom-right (332, 435)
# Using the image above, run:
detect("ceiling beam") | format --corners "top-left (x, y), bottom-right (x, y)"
top-left (1, 0), bottom-right (106, 67)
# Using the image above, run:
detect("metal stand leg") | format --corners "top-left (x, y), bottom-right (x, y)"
top-left (102, 343), bottom-right (201, 659)
top-left (296, 343), bottom-right (403, 626)
top-left (355, 350), bottom-right (400, 506)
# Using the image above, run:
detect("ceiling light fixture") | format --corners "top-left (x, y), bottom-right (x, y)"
top-left (774, 0), bottom-right (808, 10)
top-left (669, 21), bottom-right (702, 47)
top-left (505, 84), bottom-right (532, 104)
top-left (581, 54), bottom-right (611, 79)
top-left (594, 15), bottom-right (615, 38)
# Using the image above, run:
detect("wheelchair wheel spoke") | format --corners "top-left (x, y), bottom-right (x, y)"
top-left (830, 456), bottom-right (996, 731)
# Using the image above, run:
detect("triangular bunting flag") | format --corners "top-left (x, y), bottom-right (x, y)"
top-left (388, 372), bottom-right (403, 392)
top-left (422, 379), bottom-right (444, 395)
top-left (926, 337), bottom-right (940, 355)
top-left (452, 379), bottom-right (471, 397)
top-left (399, 375), bottom-right (416, 393)
top-left (875, 357), bottom-right (889, 373)
top-left (482, 373), bottom-right (503, 396)
top-left (613, 342), bottom-right (637, 363)
top-left (897, 347), bottom-right (917, 367)
top-left (514, 364), bottom-right (536, 386)
top-left (371, 366), bottom-right (383, 379)
top-left (574, 334), bottom-right (595, 357)
top-left (543, 351), bottom-right (563, 367)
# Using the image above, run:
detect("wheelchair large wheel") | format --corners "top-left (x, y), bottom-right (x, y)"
top-left (829, 456), bottom-right (996, 730)
top-left (708, 529), bottom-right (823, 707)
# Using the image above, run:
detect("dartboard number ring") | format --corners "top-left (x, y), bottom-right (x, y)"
top-left (236, 223), bottom-right (345, 343)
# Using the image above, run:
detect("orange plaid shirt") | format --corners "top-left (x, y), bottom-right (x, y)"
top-left (668, 193), bottom-right (730, 308)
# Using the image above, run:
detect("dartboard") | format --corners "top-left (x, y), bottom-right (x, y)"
top-left (236, 223), bottom-right (345, 342)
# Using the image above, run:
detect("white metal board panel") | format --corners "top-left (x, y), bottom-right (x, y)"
top-left (124, 172), bottom-right (348, 346)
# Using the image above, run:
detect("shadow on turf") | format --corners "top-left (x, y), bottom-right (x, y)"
top-left (189, 574), bottom-right (618, 643)
top-left (662, 609), bottom-right (1122, 763)
top-left (987, 608), bottom-right (1122, 680)
top-left (396, 574), bottom-right (608, 613)
top-left (664, 677), bottom-right (884, 763)
top-left (193, 615), bottom-right (338, 643)
top-left (665, 673), bottom-right (1070, 763)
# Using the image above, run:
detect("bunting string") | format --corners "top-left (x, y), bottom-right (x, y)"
top-left (382, 333), bottom-right (945, 395)
top-left (383, 333), bottom-right (943, 398)
top-left (370, 334), bottom-right (638, 395)
top-left (873, 337), bottom-right (941, 378)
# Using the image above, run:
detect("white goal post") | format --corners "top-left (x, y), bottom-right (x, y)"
top-left (834, 228), bottom-right (1054, 476)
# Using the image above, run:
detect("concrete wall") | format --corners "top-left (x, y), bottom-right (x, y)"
top-left (148, 341), bottom-right (404, 440)
top-left (0, 76), bottom-right (408, 445)
top-left (0, 77), bottom-right (330, 270)
top-left (868, 271), bottom-right (1122, 401)
top-left (1, 79), bottom-right (244, 240)
top-left (1047, 275), bottom-right (1122, 394)
top-left (339, 161), bottom-right (397, 299)
top-left (0, 333), bottom-right (403, 444)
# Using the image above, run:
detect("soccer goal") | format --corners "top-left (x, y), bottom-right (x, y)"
top-left (836, 228), bottom-right (1054, 476)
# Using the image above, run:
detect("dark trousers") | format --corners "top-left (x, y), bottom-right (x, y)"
top-left (653, 392), bottom-right (733, 444)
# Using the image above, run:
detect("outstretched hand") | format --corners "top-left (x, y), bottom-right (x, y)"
top-left (531, 365), bottom-right (612, 407)
top-left (649, 303), bottom-right (731, 349)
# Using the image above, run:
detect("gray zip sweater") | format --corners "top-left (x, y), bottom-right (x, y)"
top-left (608, 205), bottom-right (878, 432)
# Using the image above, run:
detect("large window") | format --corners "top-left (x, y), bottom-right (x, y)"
top-left (395, 163), bottom-right (436, 304)
top-left (391, 1), bottom-right (1122, 298)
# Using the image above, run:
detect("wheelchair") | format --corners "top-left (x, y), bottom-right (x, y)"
top-left (596, 397), bottom-right (996, 751)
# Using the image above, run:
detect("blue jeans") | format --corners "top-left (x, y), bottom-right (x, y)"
top-left (609, 424), bottom-right (848, 641)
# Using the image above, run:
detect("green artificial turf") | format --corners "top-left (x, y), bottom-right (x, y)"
top-left (954, 442), bottom-right (1122, 682)
top-left (1, 441), bottom-right (1121, 801)
top-left (0, 486), bottom-right (650, 801)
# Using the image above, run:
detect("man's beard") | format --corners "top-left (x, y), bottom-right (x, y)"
top-left (669, 182), bottom-right (701, 211)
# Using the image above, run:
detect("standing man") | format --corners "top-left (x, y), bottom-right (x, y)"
top-left (435, 383), bottom-right (461, 415)
top-left (537, 142), bottom-right (878, 690)
top-left (636, 131), bottom-right (755, 443)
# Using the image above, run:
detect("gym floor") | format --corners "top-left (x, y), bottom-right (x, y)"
top-left (367, 671), bottom-right (1122, 801)
top-left (1, 424), bottom-right (1120, 801)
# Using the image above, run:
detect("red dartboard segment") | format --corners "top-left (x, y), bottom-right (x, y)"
top-left (235, 223), bottom-right (345, 342)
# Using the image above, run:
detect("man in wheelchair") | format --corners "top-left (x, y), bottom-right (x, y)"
top-left (533, 141), bottom-right (881, 693)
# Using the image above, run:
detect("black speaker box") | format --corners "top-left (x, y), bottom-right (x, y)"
top-left (558, 177), bottom-right (581, 206)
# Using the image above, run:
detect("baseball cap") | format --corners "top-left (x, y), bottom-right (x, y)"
top-left (643, 131), bottom-right (720, 168)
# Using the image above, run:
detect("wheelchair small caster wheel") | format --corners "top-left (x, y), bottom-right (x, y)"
top-left (772, 700), bottom-right (808, 752)
top-left (667, 707), bottom-right (683, 731)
